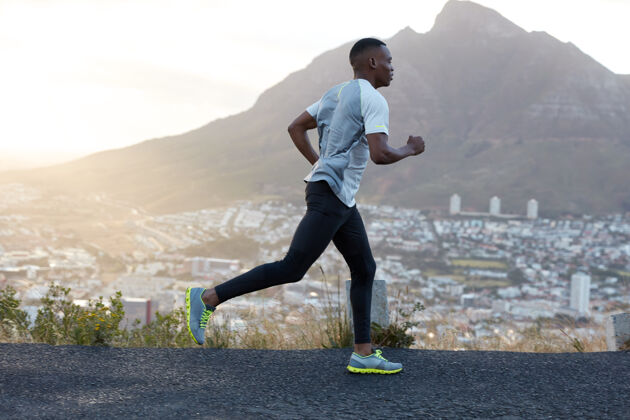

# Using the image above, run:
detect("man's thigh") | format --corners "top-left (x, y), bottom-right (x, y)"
top-left (332, 207), bottom-right (374, 261)
top-left (289, 208), bottom-right (341, 258)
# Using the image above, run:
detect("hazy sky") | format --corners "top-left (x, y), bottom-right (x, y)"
top-left (1, 0), bottom-right (629, 169)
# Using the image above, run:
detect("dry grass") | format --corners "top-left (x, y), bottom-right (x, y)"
top-left (201, 303), bottom-right (350, 350)
top-left (1, 281), bottom-right (610, 352)
top-left (0, 321), bottom-right (33, 344)
top-left (230, 305), bottom-right (328, 350)
top-left (412, 318), bottom-right (607, 353)
top-left (1, 307), bottom-right (610, 353)
top-left (217, 271), bottom-right (353, 350)
top-left (207, 292), bottom-right (609, 353)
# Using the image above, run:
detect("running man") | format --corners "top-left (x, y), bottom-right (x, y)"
top-left (186, 38), bottom-right (425, 374)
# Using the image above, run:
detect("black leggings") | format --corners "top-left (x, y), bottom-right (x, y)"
top-left (214, 180), bottom-right (376, 344)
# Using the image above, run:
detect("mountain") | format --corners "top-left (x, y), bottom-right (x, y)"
top-left (3, 0), bottom-right (630, 215)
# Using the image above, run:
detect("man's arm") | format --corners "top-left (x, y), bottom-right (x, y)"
top-left (288, 111), bottom-right (319, 165)
top-left (367, 133), bottom-right (425, 165)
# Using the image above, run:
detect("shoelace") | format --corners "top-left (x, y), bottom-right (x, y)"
top-left (373, 349), bottom-right (388, 361)
top-left (199, 309), bottom-right (213, 329)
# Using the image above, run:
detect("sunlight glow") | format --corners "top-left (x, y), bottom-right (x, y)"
top-left (1, 0), bottom-right (628, 168)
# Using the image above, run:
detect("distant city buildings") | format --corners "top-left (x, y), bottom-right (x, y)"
top-left (2, 182), bottom-right (629, 345)
top-left (233, 209), bottom-right (266, 229)
top-left (449, 194), bottom-right (461, 215)
top-left (489, 196), bottom-right (501, 215)
top-left (187, 257), bottom-right (240, 279)
top-left (447, 194), bottom-right (540, 219)
top-left (491, 300), bottom-right (511, 314)
top-left (460, 293), bottom-right (477, 308)
top-left (570, 272), bottom-right (591, 314)
top-left (527, 199), bottom-right (538, 219)
top-left (121, 297), bottom-right (153, 328)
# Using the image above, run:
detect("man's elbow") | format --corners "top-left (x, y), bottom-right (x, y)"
top-left (288, 122), bottom-right (303, 136)
top-left (370, 150), bottom-right (388, 165)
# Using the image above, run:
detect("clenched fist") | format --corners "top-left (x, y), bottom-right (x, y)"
top-left (407, 135), bottom-right (425, 156)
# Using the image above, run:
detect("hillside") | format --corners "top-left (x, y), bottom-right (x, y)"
top-left (3, 0), bottom-right (630, 215)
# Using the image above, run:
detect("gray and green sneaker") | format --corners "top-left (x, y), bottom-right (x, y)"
top-left (347, 349), bottom-right (403, 374)
top-left (185, 287), bottom-right (215, 345)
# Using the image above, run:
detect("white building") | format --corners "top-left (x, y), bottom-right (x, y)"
top-left (489, 196), bottom-right (501, 215)
top-left (447, 284), bottom-right (465, 297)
top-left (497, 286), bottom-right (521, 299)
top-left (527, 199), bottom-right (538, 219)
top-left (189, 257), bottom-right (240, 278)
top-left (449, 194), bottom-right (461, 215)
top-left (122, 297), bottom-right (153, 328)
top-left (570, 272), bottom-right (591, 315)
top-left (460, 293), bottom-right (476, 308)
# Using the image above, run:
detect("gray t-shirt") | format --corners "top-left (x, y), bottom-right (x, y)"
top-left (303, 78), bottom-right (389, 207)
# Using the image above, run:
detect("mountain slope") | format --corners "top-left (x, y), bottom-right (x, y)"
top-left (3, 0), bottom-right (630, 215)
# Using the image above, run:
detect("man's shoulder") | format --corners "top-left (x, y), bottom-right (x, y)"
top-left (358, 82), bottom-right (388, 114)
top-left (357, 79), bottom-right (387, 102)
top-left (321, 80), bottom-right (354, 97)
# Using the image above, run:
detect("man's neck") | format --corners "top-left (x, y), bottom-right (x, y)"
top-left (353, 73), bottom-right (378, 89)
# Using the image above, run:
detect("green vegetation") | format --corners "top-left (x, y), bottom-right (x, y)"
top-left (0, 283), bottom-right (191, 347)
top-left (460, 278), bottom-right (512, 288)
top-left (371, 302), bottom-right (425, 348)
top-left (0, 286), bottom-right (30, 342)
top-left (450, 259), bottom-right (508, 270)
top-left (0, 283), bottom-right (610, 352)
top-left (23, 284), bottom-right (126, 346)
top-left (120, 309), bottom-right (194, 348)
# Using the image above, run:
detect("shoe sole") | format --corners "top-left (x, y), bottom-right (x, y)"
top-left (346, 365), bottom-right (402, 374)
top-left (185, 287), bottom-right (201, 345)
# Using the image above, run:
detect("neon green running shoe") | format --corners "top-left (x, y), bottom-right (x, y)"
top-left (185, 287), bottom-right (215, 345)
top-left (346, 349), bottom-right (403, 374)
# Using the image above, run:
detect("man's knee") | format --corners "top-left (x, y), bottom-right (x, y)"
top-left (366, 256), bottom-right (376, 279)
top-left (364, 256), bottom-right (376, 280)
top-left (347, 253), bottom-right (376, 280)
top-left (279, 248), bottom-right (312, 283)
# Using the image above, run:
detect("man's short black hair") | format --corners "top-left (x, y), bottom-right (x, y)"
top-left (349, 38), bottom-right (386, 67)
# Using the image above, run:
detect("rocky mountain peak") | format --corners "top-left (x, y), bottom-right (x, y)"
top-left (3, 0), bottom-right (629, 215)
top-left (431, 0), bottom-right (525, 37)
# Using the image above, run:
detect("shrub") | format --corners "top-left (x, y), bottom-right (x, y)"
top-left (0, 285), bottom-right (31, 342)
top-left (371, 302), bottom-right (425, 348)
top-left (120, 308), bottom-right (194, 348)
top-left (31, 284), bottom-right (83, 345)
top-left (74, 292), bottom-right (125, 346)
top-left (31, 283), bottom-right (124, 346)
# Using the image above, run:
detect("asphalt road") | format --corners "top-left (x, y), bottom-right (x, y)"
top-left (1, 344), bottom-right (629, 419)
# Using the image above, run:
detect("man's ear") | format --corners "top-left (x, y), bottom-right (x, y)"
top-left (369, 57), bottom-right (376, 69)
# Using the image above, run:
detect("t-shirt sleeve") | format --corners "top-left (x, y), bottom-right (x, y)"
top-left (306, 101), bottom-right (320, 118)
top-left (361, 91), bottom-right (389, 135)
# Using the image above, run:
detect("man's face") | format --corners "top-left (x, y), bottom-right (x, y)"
top-left (373, 46), bottom-right (394, 88)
